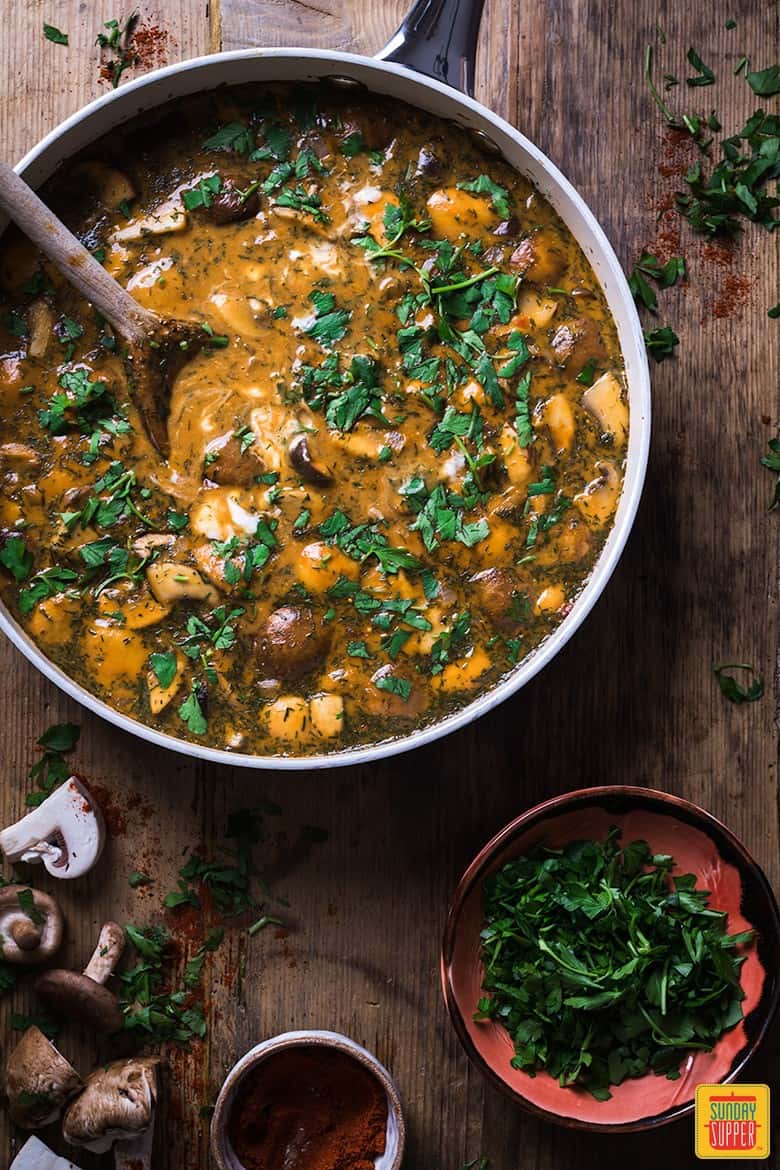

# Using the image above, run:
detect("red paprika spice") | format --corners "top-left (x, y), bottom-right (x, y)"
top-left (227, 1046), bottom-right (388, 1170)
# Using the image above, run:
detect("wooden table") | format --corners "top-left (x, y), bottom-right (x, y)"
top-left (1, 0), bottom-right (778, 1167)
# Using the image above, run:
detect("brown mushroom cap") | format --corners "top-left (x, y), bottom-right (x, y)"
top-left (0, 885), bottom-right (64, 965)
top-left (6, 1026), bottom-right (83, 1129)
top-left (63, 1057), bottom-right (159, 1154)
top-left (35, 970), bottom-right (124, 1034)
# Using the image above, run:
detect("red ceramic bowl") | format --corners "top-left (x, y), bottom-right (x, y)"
top-left (441, 786), bottom-right (780, 1132)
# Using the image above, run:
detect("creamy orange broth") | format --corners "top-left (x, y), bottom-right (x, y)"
top-left (0, 85), bottom-right (627, 755)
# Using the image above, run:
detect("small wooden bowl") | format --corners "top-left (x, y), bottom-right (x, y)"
top-left (210, 1029), bottom-right (405, 1169)
top-left (441, 786), bottom-right (780, 1132)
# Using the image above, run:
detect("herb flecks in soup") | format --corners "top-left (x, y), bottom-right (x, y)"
top-left (0, 85), bottom-right (627, 755)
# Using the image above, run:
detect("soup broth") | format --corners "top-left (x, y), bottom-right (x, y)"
top-left (0, 85), bottom-right (627, 755)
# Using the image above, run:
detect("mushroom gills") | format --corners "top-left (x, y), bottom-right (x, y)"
top-left (63, 1057), bottom-right (159, 1158)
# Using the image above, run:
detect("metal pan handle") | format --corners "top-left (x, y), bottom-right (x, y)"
top-left (375, 0), bottom-right (486, 96)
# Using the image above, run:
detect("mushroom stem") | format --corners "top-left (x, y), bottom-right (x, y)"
top-left (83, 922), bottom-right (125, 984)
top-left (114, 1123), bottom-right (154, 1170)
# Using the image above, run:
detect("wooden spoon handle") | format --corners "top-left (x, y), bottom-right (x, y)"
top-left (0, 161), bottom-right (157, 345)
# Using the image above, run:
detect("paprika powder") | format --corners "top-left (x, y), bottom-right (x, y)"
top-left (227, 1045), bottom-right (388, 1170)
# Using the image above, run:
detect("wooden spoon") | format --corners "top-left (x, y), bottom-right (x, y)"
top-left (0, 160), bottom-right (207, 457)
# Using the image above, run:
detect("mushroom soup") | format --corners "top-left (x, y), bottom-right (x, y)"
top-left (0, 85), bottom-right (627, 755)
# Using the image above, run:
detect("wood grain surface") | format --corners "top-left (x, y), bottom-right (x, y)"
top-left (0, 1), bottom-right (778, 1168)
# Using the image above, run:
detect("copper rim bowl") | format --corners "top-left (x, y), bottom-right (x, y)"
top-left (441, 786), bottom-right (780, 1132)
top-left (209, 1029), bottom-right (405, 1169)
top-left (0, 0), bottom-right (651, 769)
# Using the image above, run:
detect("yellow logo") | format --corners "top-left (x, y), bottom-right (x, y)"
top-left (695, 1084), bottom-right (770, 1159)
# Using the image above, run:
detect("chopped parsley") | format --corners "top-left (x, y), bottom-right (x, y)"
top-left (149, 651), bottom-right (178, 690)
top-left (26, 722), bottom-right (80, 808)
top-left (628, 253), bottom-right (686, 312)
top-left (375, 673), bottom-right (412, 701)
top-left (303, 290), bottom-right (351, 348)
top-left (760, 437), bottom-right (780, 507)
top-left (43, 23), bottom-right (68, 44)
top-left (203, 122), bottom-right (255, 155)
top-left (182, 174), bottom-right (223, 211)
top-left (643, 325), bottom-right (679, 361)
top-left (457, 174), bottom-right (512, 218)
top-left (478, 827), bottom-right (753, 1100)
top-left (320, 510), bottom-right (422, 574)
top-left (713, 663), bottom-right (764, 704)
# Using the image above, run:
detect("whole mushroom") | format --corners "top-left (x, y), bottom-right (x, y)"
top-left (0, 885), bottom-right (64, 964)
top-left (63, 1057), bottom-right (159, 1170)
top-left (36, 921), bottom-right (125, 1034)
top-left (6, 1026), bottom-right (83, 1129)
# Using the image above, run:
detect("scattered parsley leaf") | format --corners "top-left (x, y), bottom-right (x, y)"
top-left (714, 663), bottom-right (764, 704)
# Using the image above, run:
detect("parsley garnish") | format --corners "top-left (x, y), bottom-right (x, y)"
top-left (203, 122), bottom-right (254, 155)
top-left (0, 535), bottom-right (33, 583)
top-left (375, 674), bottom-right (412, 701)
top-left (26, 723), bottom-right (80, 807)
top-left (714, 663), bottom-right (764, 703)
top-left (320, 510), bottom-right (422, 574)
top-left (120, 924), bottom-right (219, 1046)
top-left (457, 174), bottom-right (512, 218)
top-left (303, 291), bottom-right (351, 348)
top-left (643, 325), bottom-right (679, 360)
top-left (686, 47), bottom-right (715, 87)
top-left (19, 567), bottom-right (79, 617)
top-left (746, 65), bottom-right (780, 97)
top-left (760, 437), bottom-right (780, 507)
top-left (628, 253), bottom-right (686, 311)
top-left (149, 651), bottom-right (178, 690)
top-left (43, 23), bottom-right (68, 44)
top-left (182, 174), bottom-right (223, 211)
top-left (478, 827), bottom-right (753, 1100)
top-left (179, 688), bottom-right (208, 736)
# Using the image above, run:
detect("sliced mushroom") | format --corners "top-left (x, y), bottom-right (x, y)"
top-left (63, 1057), bottom-right (159, 1163)
top-left (309, 693), bottom-right (344, 738)
top-left (36, 922), bottom-right (125, 1034)
top-left (109, 202), bottom-right (187, 243)
top-left (131, 533), bottom-right (176, 557)
top-left (288, 433), bottom-right (333, 487)
top-left (27, 299), bottom-right (55, 359)
top-left (575, 460), bottom-right (622, 526)
top-left (147, 651), bottom-right (186, 714)
top-left (10, 1136), bottom-right (85, 1170)
top-left (469, 568), bottom-right (529, 633)
top-left (550, 317), bottom-right (607, 369)
top-left (204, 431), bottom-right (264, 488)
top-left (71, 161), bottom-right (136, 209)
top-left (6, 1026), bottom-right (83, 1128)
top-left (582, 370), bottom-right (628, 446)
top-left (146, 562), bottom-right (219, 607)
top-left (0, 886), bottom-right (64, 964)
top-left (0, 442), bottom-right (42, 473)
top-left (0, 777), bottom-right (106, 880)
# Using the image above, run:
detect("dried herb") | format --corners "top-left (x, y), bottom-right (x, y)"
top-left (478, 828), bottom-right (752, 1100)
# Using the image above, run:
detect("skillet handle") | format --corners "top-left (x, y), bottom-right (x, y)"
top-left (375, 0), bottom-right (486, 96)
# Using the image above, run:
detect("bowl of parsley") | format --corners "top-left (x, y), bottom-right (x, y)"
top-left (441, 786), bottom-right (780, 1130)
